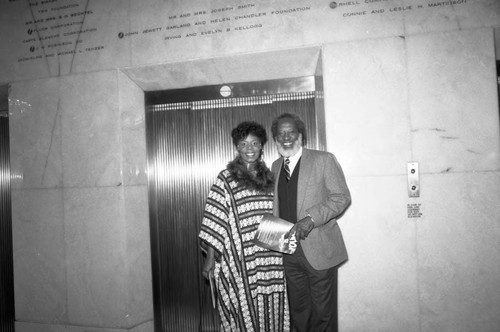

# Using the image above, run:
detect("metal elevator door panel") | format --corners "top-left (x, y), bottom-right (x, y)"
top-left (146, 94), bottom-right (320, 331)
top-left (0, 112), bottom-right (15, 332)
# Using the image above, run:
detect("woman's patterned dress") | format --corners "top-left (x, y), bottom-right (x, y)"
top-left (199, 169), bottom-right (290, 332)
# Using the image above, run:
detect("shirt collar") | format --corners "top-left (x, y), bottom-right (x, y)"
top-left (285, 147), bottom-right (302, 173)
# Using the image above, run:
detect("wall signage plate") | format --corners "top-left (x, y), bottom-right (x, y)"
top-left (407, 162), bottom-right (419, 198)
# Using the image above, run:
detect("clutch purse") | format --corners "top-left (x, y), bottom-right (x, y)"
top-left (253, 214), bottom-right (297, 254)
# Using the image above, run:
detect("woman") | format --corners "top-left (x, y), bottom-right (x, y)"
top-left (199, 121), bottom-right (290, 332)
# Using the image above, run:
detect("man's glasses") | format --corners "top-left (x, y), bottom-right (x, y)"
top-left (276, 130), bottom-right (299, 139)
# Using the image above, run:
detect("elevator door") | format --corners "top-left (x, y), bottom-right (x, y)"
top-left (146, 93), bottom-right (322, 331)
top-left (0, 112), bottom-right (15, 332)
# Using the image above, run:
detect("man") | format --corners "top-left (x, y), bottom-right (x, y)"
top-left (271, 113), bottom-right (351, 332)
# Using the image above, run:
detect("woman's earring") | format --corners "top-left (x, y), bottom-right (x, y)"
top-left (235, 151), bottom-right (240, 159)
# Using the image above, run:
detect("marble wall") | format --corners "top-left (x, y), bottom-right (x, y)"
top-left (323, 28), bottom-right (500, 332)
top-left (9, 71), bottom-right (153, 331)
top-left (2, 0), bottom-right (499, 82)
top-left (1, 0), bottom-right (499, 331)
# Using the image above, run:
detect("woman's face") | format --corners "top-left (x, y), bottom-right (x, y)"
top-left (237, 134), bottom-right (262, 164)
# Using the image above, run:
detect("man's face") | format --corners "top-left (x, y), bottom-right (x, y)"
top-left (275, 118), bottom-right (302, 157)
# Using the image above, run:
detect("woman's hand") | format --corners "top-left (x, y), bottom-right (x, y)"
top-left (202, 247), bottom-right (216, 280)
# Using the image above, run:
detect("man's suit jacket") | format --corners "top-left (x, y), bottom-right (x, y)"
top-left (272, 148), bottom-right (351, 270)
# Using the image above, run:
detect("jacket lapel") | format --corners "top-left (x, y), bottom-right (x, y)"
top-left (297, 148), bottom-right (313, 216)
top-left (272, 157), bottom-right (284, 216)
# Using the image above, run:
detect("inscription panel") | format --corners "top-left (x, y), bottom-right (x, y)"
top-left (0, 0), bottom-right (487, 81)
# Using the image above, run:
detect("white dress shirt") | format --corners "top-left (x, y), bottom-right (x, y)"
top-left (285, 147), bottom-right (303, 175)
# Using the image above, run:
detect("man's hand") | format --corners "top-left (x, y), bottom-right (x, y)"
top-left (288, 216), bottom-right (314, 241)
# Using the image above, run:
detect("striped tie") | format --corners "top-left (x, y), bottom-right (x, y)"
top-left (284, 157), bottom-right (291, 181)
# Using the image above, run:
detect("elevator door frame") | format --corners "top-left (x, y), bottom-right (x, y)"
top-left (145, 79), bottom-right (326, 331)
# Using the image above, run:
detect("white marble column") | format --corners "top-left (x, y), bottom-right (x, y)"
top-left (9, 70), bottom-right (153, 332)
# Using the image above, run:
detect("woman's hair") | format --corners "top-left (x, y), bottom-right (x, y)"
top-left (270, 113), bottom-right (307, 146)
top-left (231, 121), bottom-right (268, 146)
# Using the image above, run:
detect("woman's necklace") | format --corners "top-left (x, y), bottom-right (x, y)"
top-left (243, 161), bottom-right (257, 175)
